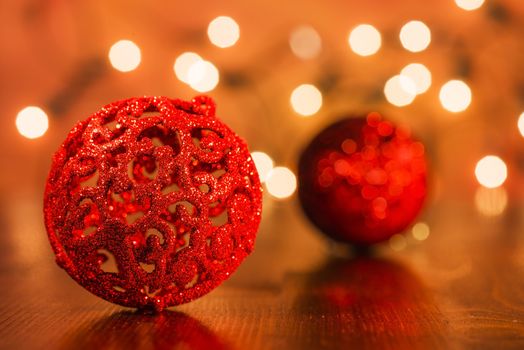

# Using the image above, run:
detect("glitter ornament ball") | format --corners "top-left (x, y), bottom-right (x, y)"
top-left (298, 113), bottom-right (427, 245)
top-left (44, 96), bottom-right (262, 311)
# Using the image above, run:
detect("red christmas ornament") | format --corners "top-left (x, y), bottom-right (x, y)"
top-left (44, 96), bottom-right (262, 311)
top-left (298, 113), bottom-right (427, 245)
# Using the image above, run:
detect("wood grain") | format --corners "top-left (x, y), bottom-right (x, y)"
top-left (1, 197), bottom-right (524, 350)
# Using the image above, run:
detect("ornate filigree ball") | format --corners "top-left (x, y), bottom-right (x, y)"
top-left (44, 96), bottom-right (262, 311)
top-left (298, 113), bottom-right (427, 245)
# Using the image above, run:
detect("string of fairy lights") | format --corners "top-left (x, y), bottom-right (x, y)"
top-left (13, 0), bottom-right (522, 250)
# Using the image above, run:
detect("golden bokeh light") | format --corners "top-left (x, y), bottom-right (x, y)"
top-left (266, 167), bottom-right (297, 199)
top-left (207, 16), bottom-right (240, 48)
top-left (251, 151), bottom-right (274, 183)
top-left (108, 40), bottom-right (141, 72)
top-left (439, 80), bottom-right (472, 112)
top-left (348, 24), bottom-right (381, 56)
top-left (16, 106), bottom-right (49, 139)
top-left (389, 234), bottom-right (407, 251)
top-left (475, 186), bottom-right (508, 217)
top-left (518, 112), bottom-right (524, 138)
top-left (289, 25), bottom-right (322, 60)
top-left (411, 222), bottom-right (430, 241)
top-left (455, 0), bottom-right (485, 11)
top-left (475, 155), bottom-right (507, 189)
top-left (399, 21), bottom-right (431, 53)
top-left (290, 84), bottom-right (323, 116)
top-left (174, 52), bottom-right (202, 84)
top-left (187, 60), bottom-right (220, 92)
top-left (401, 63), bottom-right (432, 94)
top-left (384, 75), bottom-right (417, 107)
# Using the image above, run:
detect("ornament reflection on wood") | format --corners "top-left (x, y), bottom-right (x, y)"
top-left (43, 96), bottom-right (262, 311)
top-left (298, 113), bottom-right (427, 245)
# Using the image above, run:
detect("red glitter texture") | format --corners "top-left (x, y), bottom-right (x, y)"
top-left (44, 96), bottom-right (262, 311)
top-left (298, 113), bottom-right (427, 245)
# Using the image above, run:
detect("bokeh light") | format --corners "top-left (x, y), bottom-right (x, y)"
top-left (475, 155), bottom-right (507, 188)
top-left (389, 234), bottom-right (407, 251)
top-left (400, 63), bottom-right (432, 94)
top-left (455, 0), bottom-right (485, 11)
top-left (439, 80), bottom-right (472, 112)
top-left (384, 75), bottom-right (417, 107)
top-left (348, 24), bottom-right (381, 56)
top-left (411, 222), bottom-right (430, 241)
top-left (207, 16), bottom-right (240, 48)
top-left (108, 40), bottom-right (141, 72)
top-left (251, 151), bottom-right (274, 183)
top-left (290, 84), bottom-right (323, 116)
top-left (266, 167), bottom-right (297, 199)
top-left (475, 187), bottom-right (508, 217)
top-left (174, 52), bottom-right (202, 84)
top-left (399, 21), bottom-right (431, 53)
top-left (16, 106), bottom-right (49, 139)
top-left (289, 25), bottom-right (322, 60)
top-left (187, 60), bottom-right (220, 92)
top-left (518, 112), bottom-right (524, 137)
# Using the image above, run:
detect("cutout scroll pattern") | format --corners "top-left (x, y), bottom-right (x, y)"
top-left (44, 96), bottom-right (262, 311)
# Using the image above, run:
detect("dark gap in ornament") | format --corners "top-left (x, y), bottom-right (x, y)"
top-left (210, 209), bottom-right (228, 227)
top-left (146, 228), bottom-right (165, 244)
top-left (192, 137), bottom-right (201, 149)
top-left (142, 159), bottom-right (159, 180)
top-left (104, 119), bottom-right (119, 131)
top-left (162, 182), bottom-right (181, 195)
top-left (76, 199), bottom-right (101, 237)
top-left (212, 168), bottom-right (226, 178)
top-left (198, 184), bottom-right (210, 193)
top-left (80, 169), bottom-right (99, 188)
top-left (79, 197), bottom-right (94, 207)
top-left (191, 128), bottom-right (221, 153)
top-left (108, 189), bottom-right (143, 224)
top-left (168, 201), bottom-right (196, 217)
top-left (139, 262), bottom-right (156, 273)
top-left (206, 237), bottom-right (211, 246)
top-left (184, 273), bottom-right (199, 289)
top-left (126, 211), bottom-right (145, 225)
top-left (164, 220), bottom-right (177, 237)
top-left (111, 126), bottom-right (127, 140)
top-left (144, 285), bottom-right (161, 297)
top-left (107, 146), bottom-right (127, 167)
top-left (110, 191), bottom-right (126, 203)
top-left (128, 155), bottom-right (159, 183)
top-left (138, 125), bottom-right (181, 155)
top-left (151, 137), bottom-right (163, 147)
top-left (100, 118), bottom-right (128, 140)
top-left (113, 286), bottom-right (126, 293)
top-left (127, 161), bottom-right (134, 181)
top-left (92, 131), bottom-right (107, 145)
top-left (138, 111), bottom-right (162, 119)
top-left (175, 232), bottom-right (190, 253)
top-left (98, 249), bottom-right (119, 273)
top-left (83, 226), bottom-right (97, 236)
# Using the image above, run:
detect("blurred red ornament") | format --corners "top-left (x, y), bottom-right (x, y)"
top-left (44, 96), bottom-right (262, 311)
top-left (298, 113), bottom-right (427, 245)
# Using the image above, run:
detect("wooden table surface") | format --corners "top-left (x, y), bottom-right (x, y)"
top-left (1, 192), bottom-right (524, 350)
